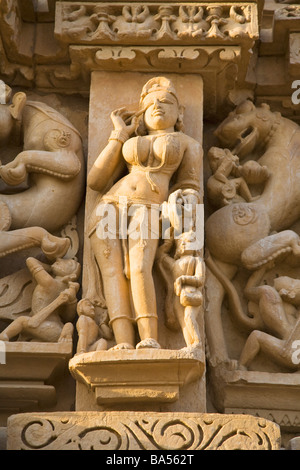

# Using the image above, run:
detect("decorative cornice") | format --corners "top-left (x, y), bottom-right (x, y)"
top-left (0, 0), bottom-right (260, 118)
top-left (54, 2), bottom-right (259, 46)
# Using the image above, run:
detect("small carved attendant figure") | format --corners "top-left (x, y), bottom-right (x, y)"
top-left (157, 231), bottom-right (204, 349)
top-left (207, 146), bottom-right (256, 207)
top-left (75, 299), bottom-right (108, 354)
top-left (87, 77), bottom-right (202, 350)
top-left (0, 257), bottom-right (80, 343)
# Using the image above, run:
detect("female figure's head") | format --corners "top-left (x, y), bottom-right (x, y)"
top-left (137, 77), bottom-right (184, 135)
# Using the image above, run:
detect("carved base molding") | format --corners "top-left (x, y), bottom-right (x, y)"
top-left (69, 348), bottom-right (205, 404)
top-left (209, 367), bottom-right (300, 430)
top-left (6, 411), bottom-right (281, 450)
top-left (0, 342), bottom-right (73, 416)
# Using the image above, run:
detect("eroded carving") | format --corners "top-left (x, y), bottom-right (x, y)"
top-left (0, 257), bottom-right (80, 343)
top-left (156, 189), bottom-right (205, 348)
top-left (0, 84), bottom-right (84, 265)
top-left (205, 99), bottom-right (300, 374)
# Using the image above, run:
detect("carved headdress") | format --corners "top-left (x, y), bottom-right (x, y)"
top-left (137, 77), bottom-right (184, 134)
top-left (139, 77), bottom-right (179, 106)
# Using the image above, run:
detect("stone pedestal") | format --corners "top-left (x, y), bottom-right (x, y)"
top-left (209, 366), bottom-right (300, 431)
top-left (69, 348), bottom-right (205, 406)
top-left (0, 342), bottom-right (72, 424)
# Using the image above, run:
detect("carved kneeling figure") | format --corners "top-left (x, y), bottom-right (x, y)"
top-left (239, 267), bottom-right (300, 371)
top-left (0, 257), bottom-right (80, 343)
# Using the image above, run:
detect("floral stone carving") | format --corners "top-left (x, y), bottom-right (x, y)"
top-left (55, 2), bottom-right (258, 45)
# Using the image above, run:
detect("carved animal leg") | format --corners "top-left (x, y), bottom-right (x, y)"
top-left (0, 227), bottom-right (70, 260)
top-left (0, 315), bottom-right (29, 341)
top-left (239, 330), bottom-right (288, 370)
top-left (245, 282), bottom-right (290, 339)
top-left (241, 230), bottom-right (300, 270)
top-left (0, 150), bottom-right (81, 186)
top-left (183, 305), bottom-right (203, 348)
top-left (205, 264), bottom-right (234, 366)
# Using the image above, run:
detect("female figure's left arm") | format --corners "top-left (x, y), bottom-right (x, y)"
top-left (171, 137), bottom-right (203, 195)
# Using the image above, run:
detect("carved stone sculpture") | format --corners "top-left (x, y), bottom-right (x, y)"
top-left (86, 76), bottom-right (202, 351)
top-left (56, 2), bottom-right (257, 45)
top-left (0, 257), bottom-right (80, 343)
top-left (156, 188), bottom-right (205, 348)
top-left (75, 299), bottom-right (108, 354)
top-left (206, 146), bottom-right (268, 208)
top-left (0, 84), bottom-right (84, 259)
top-left (205, 100), bottom-right (300, 372)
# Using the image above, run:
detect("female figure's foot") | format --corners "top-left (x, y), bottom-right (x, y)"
top-left (136, 338), bottom-right (161, 349)
top-left (110, 342), bottom-right (135, 350)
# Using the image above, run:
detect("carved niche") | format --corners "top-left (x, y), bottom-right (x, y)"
top-left (0, 83), bottom-right (85, 415)
top-left (204, 99), bottom-right (300, 424)
top-left (69, 75), bottom-right (206, 407)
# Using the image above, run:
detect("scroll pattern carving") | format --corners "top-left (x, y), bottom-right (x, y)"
top-left (7, 413), bottom-right (281, 450)
top-left (55, 2), bottom-right (258, 45)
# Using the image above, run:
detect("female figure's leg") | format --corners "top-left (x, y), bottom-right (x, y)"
top-left (128, 207), bottom-right (160, 348)
top-left (90, 232), bottom-right (135, 349)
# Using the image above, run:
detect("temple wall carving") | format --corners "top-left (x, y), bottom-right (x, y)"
top-left (0, 0), bottom-right (299, 452)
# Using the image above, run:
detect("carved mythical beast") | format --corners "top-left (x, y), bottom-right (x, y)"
top-left (0, 86), bottom-right (85, 259)
top-left (205, 100), bottom-right (300, 369)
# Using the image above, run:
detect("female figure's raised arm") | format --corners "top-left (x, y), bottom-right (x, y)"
top-left (87, 107), bottom-right (139, 193)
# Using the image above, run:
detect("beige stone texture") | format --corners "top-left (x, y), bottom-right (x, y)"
top-left (69, 348), bottom-right (204, 405)
top-left (76, 71), bottom-right (206, 412)
top-left (1, 0), bottom-right (300, 451)
top-left (6, 411), bottom-right (281, 450)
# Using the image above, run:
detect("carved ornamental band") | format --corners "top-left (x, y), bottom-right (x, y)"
top-left (55, 2), bottom-right (259, 45)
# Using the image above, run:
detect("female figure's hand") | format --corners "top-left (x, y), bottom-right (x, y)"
top-left (110, 107), bottom-right (139, 137)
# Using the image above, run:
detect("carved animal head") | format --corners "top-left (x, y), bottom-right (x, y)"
top-left (0, 86), bottom-right (26, 145)
top-left (214, 100), bottom-right (280, 159)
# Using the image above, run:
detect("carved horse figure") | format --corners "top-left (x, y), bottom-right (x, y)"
top-left (0, 88), bottom-right (85, 259)
top-left (205, 100), bottom-right (300, 365)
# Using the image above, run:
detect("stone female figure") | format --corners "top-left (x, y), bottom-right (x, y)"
top-left (87, 77), bottom-right (202, 350)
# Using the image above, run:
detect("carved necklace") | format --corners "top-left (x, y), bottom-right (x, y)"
top-left (135, 133), bottom-right (172, 192)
